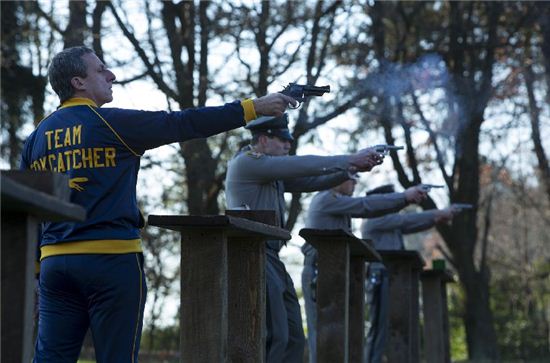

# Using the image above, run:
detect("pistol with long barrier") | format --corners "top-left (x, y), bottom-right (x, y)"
top-left (373, 144), bottom-right (405, 155)
top-left (281, 83), bottom-right (330, 109)
top-left (452, 203), bottom-right (474, 212)
top-left (420, 184), bottom-right (445, 192)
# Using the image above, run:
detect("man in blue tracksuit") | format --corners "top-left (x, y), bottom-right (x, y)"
top-left (21, 46), bottom-right (294, 363)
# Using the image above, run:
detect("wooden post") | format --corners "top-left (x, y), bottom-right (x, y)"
top-left (348, 255), bottom-right (367, 363)
top-left (1, 171), bottom-right (86, 363)
top-left (421, 268), bottom-right (454, 363)
top-left (225, 210), bottom-right (275, 362)
top-left (148, 213), bottom-right (289, 363)
top-left (299, 229), bottom-right (381, 363)
top-left (378, 250), bottom-right (425, 363)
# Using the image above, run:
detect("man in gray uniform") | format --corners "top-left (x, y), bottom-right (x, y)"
top-left (225, 114), bottom-right (383, 363)
top-left (301, 179), bottom-right (428, 363)
top-left (360, 184), bottom-right (457, 363)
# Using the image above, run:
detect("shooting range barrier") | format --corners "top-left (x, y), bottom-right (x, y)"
top-left (1, 178), bottom-right (455, 363)
top-left (421, 264), bottom-right (455, 363)
top-left (1, 171), bottom-right (86, 363)
top-left (148, 210), bottom-right (289, 363)
top-left (299, 228), bottom-right (381, 363)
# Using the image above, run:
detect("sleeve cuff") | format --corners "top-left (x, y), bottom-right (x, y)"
top-left (241, 99), bottom-right (257, 123)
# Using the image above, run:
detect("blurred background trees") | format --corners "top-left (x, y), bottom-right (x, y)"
top-left (2, 1), bottom-right (548, 361)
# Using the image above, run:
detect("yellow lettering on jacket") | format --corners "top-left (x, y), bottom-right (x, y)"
top-left (54, 129), bottom-right (63, 149)
top-left (64, 130), bottom-right (71, 147)
top-left (73, 125), bottom-right (82, 145)
top-left (93, 148), bottom-right (104, 168)
top-left (48, 154), bottom-right (56, 171)
top-left (32, 125), bottom-right (117, 172)
top-left (39, 156), bottom-right (47, 170)
top-left (72, 149), bottom-right (82, 169)
top-left (105, 147), bottom-right (116, 167)
top-left (57, 152), bottom-right (66, 172)
top-left (45, 130), bottom-right (54, 150)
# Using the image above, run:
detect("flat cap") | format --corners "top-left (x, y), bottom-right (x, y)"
top-left (245, 114), bottom-right (293, 141)
top-left (366, 184), bottom-right (395, 195)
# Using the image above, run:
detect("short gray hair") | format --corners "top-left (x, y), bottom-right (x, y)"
top-left (48, 46), bottom-right (94, 103)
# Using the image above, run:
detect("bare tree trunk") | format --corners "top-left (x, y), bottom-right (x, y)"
top-left (91, 1), bottom-right (107, 61)
top-left (524, 63), bottom-right (550, 204)
top-left (536, 3), bottom-right (550, 105)
top-left (64, 0), bottom-right (88, 48)
top-left (450, 118), bottom-right (499, 360)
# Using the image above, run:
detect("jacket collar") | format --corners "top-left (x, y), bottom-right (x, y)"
top-left (58, 97), bottom-right (98, 109)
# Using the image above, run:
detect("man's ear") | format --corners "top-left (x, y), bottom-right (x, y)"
top-left (258, 134), bottom-right (269, 147)
top-left (70, 76), bottom-right (85, 91)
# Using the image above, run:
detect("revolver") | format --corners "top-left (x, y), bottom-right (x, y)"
top-left (281, 82), bottom-right (330, 108)
top-left (419, 184), bottom-right (445, 192)
top-left (372, 144), bottom-right (405, 155)
top-left (451, 203), bottom-right (474, 212)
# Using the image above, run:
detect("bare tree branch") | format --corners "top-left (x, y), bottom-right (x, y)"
top-left (107, 1), bottom-right (179, 100)
top-left (524, 59), bottom-right (550, 204)
top-left (411, 92), bottom-right (452, 187)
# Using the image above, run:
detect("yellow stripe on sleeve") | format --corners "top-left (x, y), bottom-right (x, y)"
top-left (241, 99), bottom-right (257, 123)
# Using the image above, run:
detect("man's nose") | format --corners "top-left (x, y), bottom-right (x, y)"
top-left (107, 70), bottom-right (116, 82)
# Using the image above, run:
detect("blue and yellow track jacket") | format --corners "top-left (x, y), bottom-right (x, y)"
top-left (21, 97), bottom-right (256, 259)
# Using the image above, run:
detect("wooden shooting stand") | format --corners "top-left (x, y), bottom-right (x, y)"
top-left (378, 250), bottom-right (425, 363)
top-left (299, 229), bottom-right (381, 363)
top-left (148, 210), bottom-right (288, 363)
top-left (421, 267), bottom-right (454, 363)
top-left (1, 171), bottom-right (86, 363)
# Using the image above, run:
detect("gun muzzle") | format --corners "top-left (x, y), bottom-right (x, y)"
top-left (452, 203), bottom-right (474, 210)
top-left (421, 184), bottom-right (445, 191)
top-left (304, 85), bottom-right (330, 95)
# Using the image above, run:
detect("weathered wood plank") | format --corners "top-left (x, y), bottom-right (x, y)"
top-left (225, 209), bottom-right (277, 226)
top-left (299, 229), bottom-right (381, 262)
top-left (421, 269), bottom-right (454, 363)
top-left (1, 213), bottom-right (38, 363)
top-left (348, 255), bottom-right (366, 363)
top-left (155, 211), bottom-right (281, 362)
top-left (1, 175), bottom-right (85, 222)
top-left (1, 172), bottom-right (86, 363)
top-left (180, 230), bottom-right (228, 363)
top-left (148, 215), bottom-right (290, 240)
top-left (227, 236), bottom-right (265, 362)
top-left (316, 238), bottom-right (349, 363)
top-left (379, 250), bottom-right (424, 363)
top-left (225, 210), bottom-right (272, 362)
top-left (2, 170), bottom-right (71, 201)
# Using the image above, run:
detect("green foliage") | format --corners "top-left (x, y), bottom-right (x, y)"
top-left (491, 259), bottom-right (550, 360)
top-left (140, 325), bottom-right (180, 352)
top-left (448, 284), bottom-right (469, 361)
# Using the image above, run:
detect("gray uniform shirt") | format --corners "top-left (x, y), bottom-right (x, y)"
top-left (360, 210), bottom-right (438, 250)
top-left (302, 190), bottom-right (408, 256)
top-left (225, 145), bottom-right (352, 251)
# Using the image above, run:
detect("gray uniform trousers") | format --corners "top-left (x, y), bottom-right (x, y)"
top-left (301, 190), bottom-right (408, 363)
top-left (301, 252), bottom-right (317, 363)
top-left (365, 262), bottom-right (389, 363)
top-left (225, 146), bottom-right (354, 363)
top-left (266, 249), bottom-right (304, 363)
top-left (361, 211), bottom-right (438, 363)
